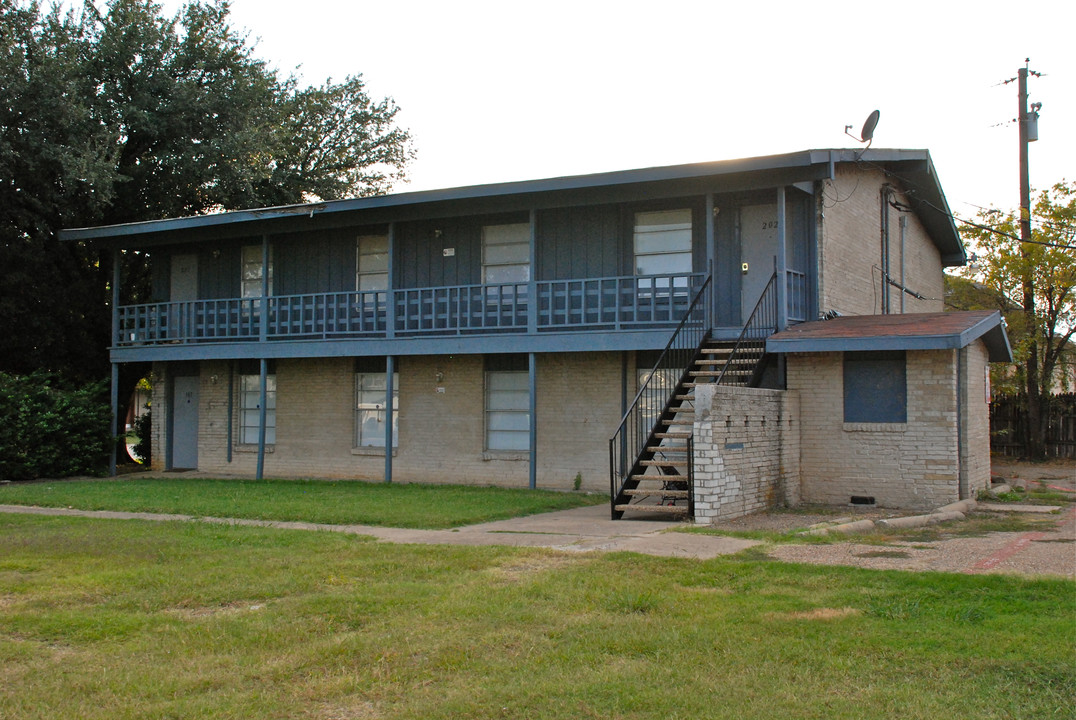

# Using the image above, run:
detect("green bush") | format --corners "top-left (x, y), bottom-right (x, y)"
top-left (131, 409), bottom-right (152, 465)
top-left (0, 373), bottom-right (112, 481)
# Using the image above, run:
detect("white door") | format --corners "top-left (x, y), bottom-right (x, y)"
top-left (739, 204), bottom-right (779, 324)
top-left (171, 254), bottom-right (198, 302)
top-left (171, 376), bottom-right (199, 469)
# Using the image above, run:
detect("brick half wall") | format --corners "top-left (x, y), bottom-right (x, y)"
top-left (691, 385), bottom-right (800, 523)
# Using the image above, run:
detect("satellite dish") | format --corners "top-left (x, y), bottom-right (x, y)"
top-left (860, 110), bottom-right (880, 142)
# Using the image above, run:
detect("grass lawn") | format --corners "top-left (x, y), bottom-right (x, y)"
top-left (0, 476), bottom-right (605, 529)
top-left (1, 514), bottom-right (1072, 719)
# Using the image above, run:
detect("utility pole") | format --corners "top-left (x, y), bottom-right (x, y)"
top-left (1017, 60), bottom-right (1042, 457)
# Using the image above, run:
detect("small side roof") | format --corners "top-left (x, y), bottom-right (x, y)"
top-left (766, 311), bottom-right (1012, 362)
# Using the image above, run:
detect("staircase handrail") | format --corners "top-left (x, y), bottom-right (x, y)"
top-left (714, 272), bottom-right (779, 386)
top-left (608, 275), bottom-right (712, 518)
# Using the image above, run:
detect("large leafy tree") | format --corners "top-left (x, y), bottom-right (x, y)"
top-left (0, 0), bottom-right (413, 448)
top-left (953, 181), bottom-right (1076, 457)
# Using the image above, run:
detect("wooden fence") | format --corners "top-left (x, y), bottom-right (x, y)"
top-left (990, 393), bottom-right (1076, 459)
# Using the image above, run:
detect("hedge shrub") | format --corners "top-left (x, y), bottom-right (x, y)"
top-left (0, 373), bottom-right (112, 481)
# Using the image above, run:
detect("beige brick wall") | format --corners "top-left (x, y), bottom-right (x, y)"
top-left (819, 164), bottom-right (944, 317)
top-left (691, 384), bottom-right (800, 522)
top-left (789, 350), bottom-right (964, 510)
top-left (151, 352), bottom-right (626, 492)
top-left (961, 341), bottom-right (992, 496)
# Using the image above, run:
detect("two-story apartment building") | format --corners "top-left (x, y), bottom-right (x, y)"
top-left (61, 149), bottom-right (1010, 521)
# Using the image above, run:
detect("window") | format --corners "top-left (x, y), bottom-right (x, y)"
top-left (239, 373), bottom-right (276, 444)
top-left (485, 355), bottom-right (529, 451)
top-left (633, 209), bottom-right (692, 277)
top-left (356, 234), bottom-right (389, 292)
top-left (843, 351), bottom-right (907, 423)
top-left (482, 223), bottom-right (530, 284)
top-left (355, 363), bottom-right (399, 448)
top-left (241, 244), bottom-right (273, 298)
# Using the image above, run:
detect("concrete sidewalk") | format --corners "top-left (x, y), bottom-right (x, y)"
top-left (0, 503), bottom-right (759, 560)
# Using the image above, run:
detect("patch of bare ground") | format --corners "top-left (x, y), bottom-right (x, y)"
top-left (781, 607), bottom-right (862, 620)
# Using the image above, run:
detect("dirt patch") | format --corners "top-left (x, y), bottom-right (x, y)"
top-left (709, 505), bottom-right (914, 534)
top-left (782, 607), bottom-right (861, 621)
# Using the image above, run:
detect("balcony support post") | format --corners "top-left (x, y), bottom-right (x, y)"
top-left (260, 235), bottom-right (269, 344)
top-left (387, 222), bottom-right (396, 339)
top-left (110, 246), bottom-right (121, 476)
top-left (776, 187), bottom-right (789, 332)
top-left (705, 193), bottom-right (715, 329)
top-left (528, 351), bottom-right (537, 489)
top-left (528, 209), bottom-right (537, 335)
top-left (256, 357), bottom-right (267, 480)
top-left (384, 354), bottom-right (395, 483)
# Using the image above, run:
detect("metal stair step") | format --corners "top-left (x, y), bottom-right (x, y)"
top-left (614, 503), bottom-right (690, 515)
top-left (623, 488), bottom-right (690, 498)
top-left (639, 460), bottom-right (688, 468)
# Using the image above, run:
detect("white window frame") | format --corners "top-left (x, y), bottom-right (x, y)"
top-left (633, 209), bottom-right (692, 280)
top-left (356, 234), bottom-right (389, 292)
top-left (481, 223), bottom-right (530, 285)
top-left (239, 373), bottom-right (276, 445)
top-left (485, 370), bottom-right (529, 451)
top-left (355, 371), bottom-right (399, 448)
top-left (241, 244), bottom-right (273, 298)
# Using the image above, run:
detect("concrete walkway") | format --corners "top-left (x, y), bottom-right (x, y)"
top-left (0, 503), bottom-right (759, 560)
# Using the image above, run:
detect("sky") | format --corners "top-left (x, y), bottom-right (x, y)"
top-left (155, 0), bottom-right (1073, 221)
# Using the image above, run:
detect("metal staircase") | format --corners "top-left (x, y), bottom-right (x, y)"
top-left (609, 273), bottom-right (779, 520)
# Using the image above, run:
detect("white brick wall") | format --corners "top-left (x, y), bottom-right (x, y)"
top-left (691, 384), bottom-right (800, 523)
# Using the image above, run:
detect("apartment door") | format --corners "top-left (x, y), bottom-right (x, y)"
top-left (171, 253), bottom-right (198, 301)
top-left (739, 204), bottom-right (778, 324)
top-left (171, 376), bottom-right (199, 469)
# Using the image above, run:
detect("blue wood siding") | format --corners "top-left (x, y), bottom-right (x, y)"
top-left (275, 229), bottom-right (356, 295)
top-left (536, 205), bottom-right (620, 280)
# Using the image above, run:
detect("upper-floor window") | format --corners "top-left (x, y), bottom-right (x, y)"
top-left (633, 209), bottom-right (692, 277)
top-left (241, 244), bottom-right (273, 298)
top-left (356, 234), bottom-right (389, 292)
top-left (482, 223), bottom-right (530, 284)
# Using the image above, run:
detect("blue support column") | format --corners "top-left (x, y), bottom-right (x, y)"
top-left (776, 187), bottom-right (789, 331)
top-left (384, 355), bottom-right (395, 483)
top-left (256, 358), bottom-right (267, 480)
top-left (705, 193), bottom-right (715, 329)
top-left (110, 246), bottom-right (121, 476)
top-left (259, 235), bottom-right (269, 344)
top-left (386, 222), bottom-right (396, 339)
top-left (528, 209), bottom-right (538, 335)
top-left (528, 351), bottom-right (537, 490)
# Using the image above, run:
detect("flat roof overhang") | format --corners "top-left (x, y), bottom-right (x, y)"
top-left (59, 148), bottom-right (965, 265)
top-left (766, 311), bottom-right (1012, 362)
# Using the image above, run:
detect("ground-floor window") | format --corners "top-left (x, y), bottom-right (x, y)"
top-left (843, 350), bottom-right (907, 423)
top-left (355, 360), bottom-right (399, 448)
top-left (239, 373), bottom-right (276, 444)
top-left (485, 354), bottom-right (529, 451)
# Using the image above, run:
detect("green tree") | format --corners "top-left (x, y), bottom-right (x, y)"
top-left (954, 181), bottom-right (1076, 457)
top-left (0, 0), bottom-right (414, 458)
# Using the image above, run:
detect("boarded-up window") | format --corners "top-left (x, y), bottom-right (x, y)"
top-left (843, 351), bottom-right (907, 423)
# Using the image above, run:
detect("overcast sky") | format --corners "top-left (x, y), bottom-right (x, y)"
top-left (157, 0), bottom-right (1072, 220)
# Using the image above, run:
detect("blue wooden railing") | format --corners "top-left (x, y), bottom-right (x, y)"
top-left (115, 272), bottom-right (707, 345)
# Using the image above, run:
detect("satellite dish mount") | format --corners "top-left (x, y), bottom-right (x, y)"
top-left (844, 109), bottom-right (880, 159)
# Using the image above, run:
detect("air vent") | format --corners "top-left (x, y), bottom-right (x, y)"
top-left (850, 495), bottom-right (876, 506)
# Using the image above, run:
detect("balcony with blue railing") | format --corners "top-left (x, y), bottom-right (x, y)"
top-left (115, 272), bottom-right (709, 347)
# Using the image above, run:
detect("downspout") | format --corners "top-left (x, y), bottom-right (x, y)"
top-left (880, 185), bottom-right (892, 314)
top-left (899, 215), bottom-right (908, 314)
top-left (957, 348), bottom-right (966, 499)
